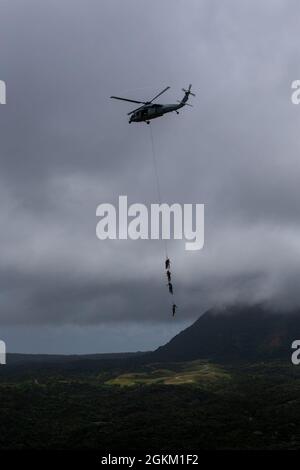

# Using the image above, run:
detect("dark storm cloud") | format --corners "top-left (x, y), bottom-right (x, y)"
top-left (1, 0), bottom-right (300, 343)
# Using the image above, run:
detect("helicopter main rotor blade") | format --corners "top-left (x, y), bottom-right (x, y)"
top-left (110, 96), bottom-right (146, 104)
top-left (127, 105), bottom-right (146, 116)
top-left (149, 86), bottom-right (170, 103)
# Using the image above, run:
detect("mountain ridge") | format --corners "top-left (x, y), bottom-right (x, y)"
top-left (151, 304), bottom-right (300, 362)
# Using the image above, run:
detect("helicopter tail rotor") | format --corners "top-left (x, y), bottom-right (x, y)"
top-left (180, 84), bottom-right (195, 107)
top-left (182, 84), bottom-right (195, 97)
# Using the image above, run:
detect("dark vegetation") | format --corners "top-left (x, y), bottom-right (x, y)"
top-left (1, 305), bottom-right (300, 450)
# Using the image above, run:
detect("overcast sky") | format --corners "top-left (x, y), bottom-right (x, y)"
top-left (1, 0), bottom-right (300, 353)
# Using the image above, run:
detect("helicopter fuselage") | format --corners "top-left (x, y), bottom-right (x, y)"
top-left (111, 84), bottom-right (194, 124)
top-left (129, 102), bottom-right (183, 123)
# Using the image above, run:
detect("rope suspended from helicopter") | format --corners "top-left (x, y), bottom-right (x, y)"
top-left (149, 122), bottom-right (179, 317)
top-left (110, 84), bottom-right (195, 317)
top-left (148, 122), bottom-right (167, 257)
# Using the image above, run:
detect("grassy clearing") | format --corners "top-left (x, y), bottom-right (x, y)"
top-left (106, 360), bottom-right (231, 387)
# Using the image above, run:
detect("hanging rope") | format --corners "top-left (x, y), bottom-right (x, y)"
top-left (148, 123), bottom-right (177, 317)
top-left (149, 123), bottom-right (168, 258)
top-left (149, 124), bottom-right (162, 208)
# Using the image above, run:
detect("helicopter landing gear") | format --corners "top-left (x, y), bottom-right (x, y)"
top-left (146, 121), bottom-right (150, 124)
top-left (176, 111), bottom-right (179, 114)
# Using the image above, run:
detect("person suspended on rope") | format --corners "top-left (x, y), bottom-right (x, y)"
top-left (172, 304), bottom-right (178, 317)
top-left (165, 257), bottom-right (171, 270)
top-left (166, 270), bottom-right (171, 282)
top-left (168, 282), bottom-right (173, 295)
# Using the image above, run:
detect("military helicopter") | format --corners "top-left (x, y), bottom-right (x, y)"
top-left (110, 84), bottom-right (195, 123)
